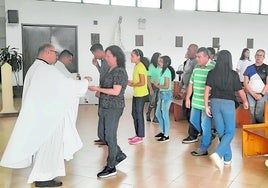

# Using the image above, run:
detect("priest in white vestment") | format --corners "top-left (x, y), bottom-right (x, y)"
top-left (54, 49), bottom-right (76, 79)
top-left (0, 44), bottom-right (92, 187)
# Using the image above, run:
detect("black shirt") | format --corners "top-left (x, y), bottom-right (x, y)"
top-left (99, 67), bottom-right (128, 109)
top-left (206, 70), bottom-right (242, 101)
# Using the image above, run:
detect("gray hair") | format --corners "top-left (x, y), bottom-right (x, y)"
top-left (37, 43), bottom-right (53, 56)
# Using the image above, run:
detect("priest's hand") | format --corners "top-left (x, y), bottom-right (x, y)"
top-left (88, 86), bottom-right (99, 92)
top-left (84, 76), bottom-right (93, 82)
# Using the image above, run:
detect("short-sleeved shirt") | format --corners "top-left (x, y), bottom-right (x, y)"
top-left (206, 70), bottom-right (242, 101)
top-left (180, 58), bottom-right (197, 89)
top-left (99, 67), bottom-right (128, 109)
top-left (236, 59), bottom-right (253, 82)
top-left (132, 62), bottom-right (149, 97)
top-left (147, 64), bottom-right (161, 83)
top-left (190, 60), bottom-right (216, 110)
top-left (244, 63), bottom-right (268, 93)
top-left (159, 68), bottom-right (172, 91)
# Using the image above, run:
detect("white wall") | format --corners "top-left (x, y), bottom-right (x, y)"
top-left (0, 0), bottom-right (6, 48)
top-left (4, 0), bottom-right (268, 98)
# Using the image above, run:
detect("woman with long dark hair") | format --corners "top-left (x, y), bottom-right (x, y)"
top-left (154, 55), bottom-right (175, 142)
top-left (128, 49), bottom-right (149, 145)
top-left (146, 52), bottom-right (162, 123)
top-left (89, 45), bottom-right (128, 178)
top-left (204, 50), bottom-right (248, 173)
top-left (236, 48), bottom-right (253, 85)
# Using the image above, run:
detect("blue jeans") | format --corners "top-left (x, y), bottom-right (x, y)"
top-left (247, 93), bottom-right (268, 123)
top-left (190, 108), bottom-right (211, 151)
top-left (132, 96), bottom-right (147, 137)
top-left (156, 91), bottom-right (172, 136)
top-left (211, 99), bottom-right (235, 162)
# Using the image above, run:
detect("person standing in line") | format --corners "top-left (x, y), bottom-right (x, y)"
top-left (90, 43), bottom-right (110, 145)
top-left (146, 52), bottom-right (162, 123)
top-left (89, 45), bottom-right (128, 178)
top-left (236, 48), bottom-right (253, 86)
top-left (128, 49), bottom-right (149, 145)
top-left (244, 49), bottom-right (268, 123)
top-left (204, 50), bottom-right (248, 173)
top-left (0, 44), bottom-right (92, 187)
top-left (185, 47), bottom-right (216, 156)
top-left (179, 44), bottom-right (200, 144)
top-left (154, 56), bottom-right (175, 142)
top-left (207, 47), bottom-right (216, 61)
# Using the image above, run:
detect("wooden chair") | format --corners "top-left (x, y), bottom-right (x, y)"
top-left (242, 101), bottom-right (268, 157)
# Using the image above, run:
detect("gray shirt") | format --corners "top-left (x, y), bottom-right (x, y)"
top-left (96, 59), bottom-right (110, 83)
top-left (180, 58), bottom-right (197, 89)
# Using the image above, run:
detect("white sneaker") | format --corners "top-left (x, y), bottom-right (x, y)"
top-left (210, 153), bottom-right (224, 173)
top-left (224, 160), bottom-right (232, 165)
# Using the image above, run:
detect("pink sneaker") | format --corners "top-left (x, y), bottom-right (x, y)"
top-left (128, 136), bottom-right (137, 141)
top-left (129, 137), bottom-right (143, 145)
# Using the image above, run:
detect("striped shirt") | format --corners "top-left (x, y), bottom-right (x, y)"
top-left (190, 60), bottom-right (216, 110)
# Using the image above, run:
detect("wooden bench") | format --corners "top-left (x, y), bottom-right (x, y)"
top-left (236, 104), bottom-right (251, 128)
top-left (170, 81), bottom-right (185, 121)
top-left (242, 101), bottom-right (268, 157)
top-left (235, 90), bottom-right (251, 128)
top-left (171, 98), bottom-right (185, 121)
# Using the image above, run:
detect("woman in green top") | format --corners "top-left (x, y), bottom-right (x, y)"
top-left (154, 56), bottom-right (175, 142)
top-left (146, 52), bottom-right (162, 123)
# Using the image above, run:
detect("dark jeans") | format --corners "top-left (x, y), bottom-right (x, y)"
top-left (98, 107), bottom-right (124, 167)
top-left (132, 96), bottom-right (147, 137)
top-left (148, 84), bottom-right (159, 109)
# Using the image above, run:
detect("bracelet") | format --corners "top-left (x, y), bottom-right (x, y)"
top-left (260, 93), bottom-right (264, 97)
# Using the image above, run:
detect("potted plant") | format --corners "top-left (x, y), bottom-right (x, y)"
top-left (0, 46), bottom-right (23, 97)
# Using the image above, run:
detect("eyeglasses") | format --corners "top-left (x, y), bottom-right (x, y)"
top-left (255, 54), bottom-right (264, 58)
top-left (50, 50), bottom-right (59, 55)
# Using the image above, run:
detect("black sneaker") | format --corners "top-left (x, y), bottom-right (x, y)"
top-left (155, 132), bottom-right (164, 138)
top-left (35, 179), bottom-right (62, 187)
top-left (115, 153), bottom-right (127, 166)
top-left (97, 166), bottom-right (117, 178)
top-left (157, 135), bottom-right (169, 142)
top-left (182, 136), bottom-right (198, 144)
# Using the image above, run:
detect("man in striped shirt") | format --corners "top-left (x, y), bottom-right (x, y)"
top-left (185, 47), bottom-right (216, 156)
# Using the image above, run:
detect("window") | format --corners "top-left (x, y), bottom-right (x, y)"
top-left (174, 0), bottom-right (195, 10)
top-left (197, 0), bottom-right (217, 11)
top-left (111, 0), bottom-right (136, 7)
top-left (83, 0), bottom-right (109, 5)
top-left (220, 0), bottom-right (239, 12)
top-left (241, 0), bottom-right (260, 14)
top-left (54, 0), bottom-right (81, 2)
top-left (261, 0), bottom-right (268, 14)
top-left (137, 0), bottom-right (161, 8)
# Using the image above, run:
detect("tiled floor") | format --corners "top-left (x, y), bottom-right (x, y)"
top-left (0, 99), bottom-right (268, 188)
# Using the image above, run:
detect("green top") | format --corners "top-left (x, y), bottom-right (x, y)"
top-left (159, 68), bottom-right (172, 91)
top-left (147, 64), bottom-right (162, 83)
top-left (190, 60), bottom-right (216, 110)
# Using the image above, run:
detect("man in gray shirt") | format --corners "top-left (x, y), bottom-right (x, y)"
top-left (90, 43), bottom-right (110, 145)
top-left (178, 44), bottom-right (200, 144)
